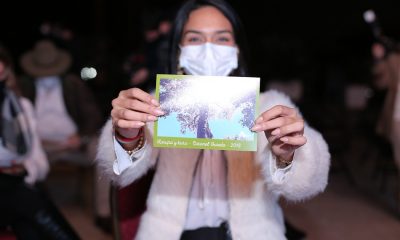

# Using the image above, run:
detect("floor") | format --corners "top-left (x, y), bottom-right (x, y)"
top-left (46, 167), bottom-right (400, 240)
top-left (282, 172), bottom-right (400, 240)
top-left (60, 205), bottom-right (112, 240)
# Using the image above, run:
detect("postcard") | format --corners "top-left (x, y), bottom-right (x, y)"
top-left (154, 74), bottom-right (260, 151)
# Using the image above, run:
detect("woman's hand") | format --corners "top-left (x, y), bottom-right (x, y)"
top-left (251, 105), bottom-right (306, 163)
top-left (111, 88), bottom-right (164, 138)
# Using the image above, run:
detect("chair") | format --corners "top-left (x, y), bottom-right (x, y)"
top-left (44, 137), bottom-right (97, 207)
top-left (0, 227), bottom-right (16, 240)
top-left (110, 169), bottom-right (154, 240)
top-left (46, 151), bottom-right (94, 207)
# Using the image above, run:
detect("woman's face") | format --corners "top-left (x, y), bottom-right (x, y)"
top-left (181, 6), bottom-right (235, 47)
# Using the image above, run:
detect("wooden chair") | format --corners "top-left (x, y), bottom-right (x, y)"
top-left (110, 170), bottom-right (154, 240)
top-left (0, 227), bottom-right (16, 240)
top-left (45, 145), bottom-right (95, 207)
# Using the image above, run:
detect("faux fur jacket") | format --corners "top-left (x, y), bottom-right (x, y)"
top-left (96, 90), bottom-right (330, 240)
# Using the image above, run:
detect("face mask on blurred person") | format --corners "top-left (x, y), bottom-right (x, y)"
top-left (179, 43), bottom-right (238, 76)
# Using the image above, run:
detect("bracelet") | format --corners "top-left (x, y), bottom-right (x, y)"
top-left (125, 135), bottom-right (145, 155)
top-left (115, 128), bottom-right (143, 143)
top-left (276, 155), bottom-right (293, 168)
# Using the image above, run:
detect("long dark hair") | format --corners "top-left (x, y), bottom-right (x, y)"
top-left (0, 44), bottom-right (22, 95)
top-left (168, 0), bottom-right (249, 76)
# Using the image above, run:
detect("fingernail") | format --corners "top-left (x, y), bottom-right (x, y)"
top-left (151, 99), bottom-right (160, 106)
top-left (154, 109), bottom-right (165, 116)
top-left (280, 137), bottom-right (288, 142)
top-left (255, 117), bottom-right (263, 124)
top-left (147, 115), bottom-right (157, 121)
top-left (271, 128), bottom-right (280, 135)
top-left (137, 122), bottom-right (145, 127)
top-left (251, 125), bottom-right (261, 131)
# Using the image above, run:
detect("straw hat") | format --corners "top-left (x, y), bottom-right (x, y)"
top-left (20, 40), bottom-right (71, 77)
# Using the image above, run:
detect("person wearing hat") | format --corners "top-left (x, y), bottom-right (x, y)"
top-left (17, 39), bottom-right (109, 232)
top-left (18, 39), bottom-right (102, 157)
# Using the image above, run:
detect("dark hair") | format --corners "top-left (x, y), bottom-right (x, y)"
top-left (0, 44), bottom-right (21, 94)
top-left (168, 0), bottom-right (249, 76)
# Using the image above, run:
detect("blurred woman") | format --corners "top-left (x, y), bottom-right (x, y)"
top-left (0, 44), bottom-right (80, 240)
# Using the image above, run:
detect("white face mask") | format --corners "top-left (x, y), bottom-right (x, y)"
top-left (179, 43), bottom-right (238, 76)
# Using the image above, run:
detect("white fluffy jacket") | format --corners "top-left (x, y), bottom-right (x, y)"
top-left (96, 90), bottom-right (330, 240)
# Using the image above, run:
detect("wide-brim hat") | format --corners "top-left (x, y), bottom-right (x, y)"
top-left (20, 40), bottom-right (71, 77)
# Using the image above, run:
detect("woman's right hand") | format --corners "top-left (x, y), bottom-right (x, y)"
top-left (111, 88), bottom-right (164, 138)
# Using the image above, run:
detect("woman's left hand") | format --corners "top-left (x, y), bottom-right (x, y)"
top-left (251, 105), bottom-right (307, 162)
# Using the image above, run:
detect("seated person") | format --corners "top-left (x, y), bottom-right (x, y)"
top-left (18, 39), bottom-right (102, 165)
top-left (0, 43), bottom-right (80, 240)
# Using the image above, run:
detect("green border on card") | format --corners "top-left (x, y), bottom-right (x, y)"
top-left (154, 74), bottom-right (260, 152)
top-left (154, 136), bottom-right (257, 151)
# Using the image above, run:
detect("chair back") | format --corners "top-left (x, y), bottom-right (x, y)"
top-left (0, 227), bottom-right (16, 240)
top-left (110, 169), bottom-right (155, 240)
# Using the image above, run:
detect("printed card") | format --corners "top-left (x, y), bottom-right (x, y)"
top-left (154, 74), bottom-right (260, 151)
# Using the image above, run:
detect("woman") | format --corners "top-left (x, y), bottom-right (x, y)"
top-left (0, 44), bottom-right (80, 240)
top-left (97, 0), bottom-right (330, 239)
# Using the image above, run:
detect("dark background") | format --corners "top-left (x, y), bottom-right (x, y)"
top-left (2, 0), bottom-right (400, 78)
top-left (1, 0), bottom-right (400, 125)
top-left (3, 0), bottom-right (400, 220)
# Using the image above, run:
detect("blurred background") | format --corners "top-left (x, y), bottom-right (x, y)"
top-left (2, 0), bottom-right (400, 119)
top-left (2, 0), bottom-right (400, 239)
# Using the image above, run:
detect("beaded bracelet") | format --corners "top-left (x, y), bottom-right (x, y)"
top-left (125, 135), bottom-right (145, 155)
top-left (276, 155), bottom-right (293, 168)
top-left (115, 127), bottom-right (143, 143)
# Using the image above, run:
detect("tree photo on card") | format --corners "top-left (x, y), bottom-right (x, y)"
top-left (154, 74), bottom-right (260, 151)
